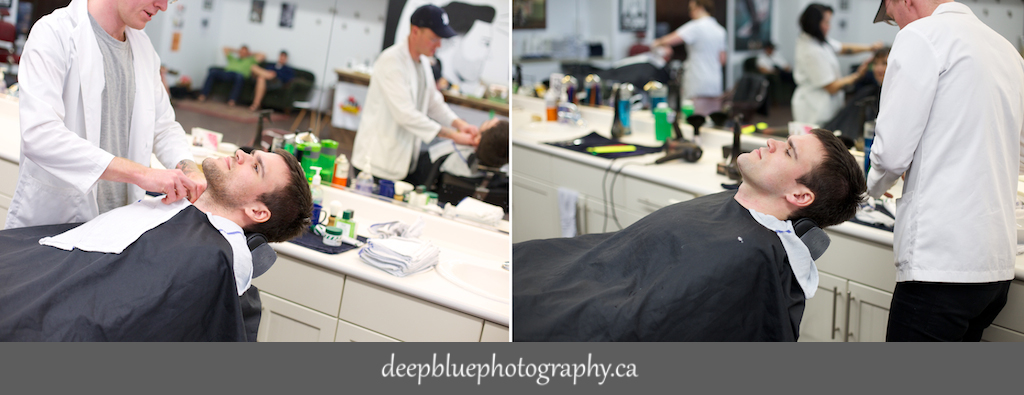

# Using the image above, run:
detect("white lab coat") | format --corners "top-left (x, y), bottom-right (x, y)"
top-left (791, 33), bottom-right (843, 125)
top-left (351, 40), bottom-right (459, 181)
top-left (674, 16), bottom-right (726, 99)
top-left (867, 2), bottom-right (1024, 283)
top-left (6, 0), bottom-right (192, 229)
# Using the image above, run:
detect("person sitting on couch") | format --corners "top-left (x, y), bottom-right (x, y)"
top-left (249, 51), bottom-right (295, 111)
top-left (197, 45), bottom-right (264, 107)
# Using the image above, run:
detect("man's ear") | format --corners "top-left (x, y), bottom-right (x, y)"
top-left (786, 186), bottom-right (815, 208)
top-left (244, 201), bottom-right (271, 224)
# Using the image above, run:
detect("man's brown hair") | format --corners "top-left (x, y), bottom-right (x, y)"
top-left (244, 149), bottom-right (312, 242)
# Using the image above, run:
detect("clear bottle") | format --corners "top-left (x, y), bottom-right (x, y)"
top-left (353, 171), bottom-right (375, 194)
top-left (333, 154), bottom-right (349, 187)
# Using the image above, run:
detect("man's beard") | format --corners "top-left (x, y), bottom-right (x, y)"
top-left (202, 159), bottom-right (245, 209)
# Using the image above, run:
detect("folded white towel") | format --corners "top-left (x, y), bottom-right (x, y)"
top-left (358, 237), bottom-right (440, 277)
top-left (367, 217), bottom-right (425, 239)
top-left (455, 197), bottom-right (504, 226)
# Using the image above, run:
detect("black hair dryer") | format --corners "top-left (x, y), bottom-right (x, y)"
top-left (655, 113), bottom-right (703, 164)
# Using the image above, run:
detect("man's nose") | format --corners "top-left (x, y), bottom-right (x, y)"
top-left (157, 0), bottom-right (168, 12)
top-left (766, 139), bottom-right (777, 153)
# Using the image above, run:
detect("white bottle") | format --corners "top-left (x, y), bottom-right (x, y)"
top-left (309, 166), bottom-right (324, 207)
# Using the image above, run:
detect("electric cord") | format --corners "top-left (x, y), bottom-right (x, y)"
top-left (607, 161), bottom-right (647, 231)
top-left (601, 158), bottom-right (617, 233)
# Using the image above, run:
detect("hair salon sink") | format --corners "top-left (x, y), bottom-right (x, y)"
top-left (436, 260), bottom-right (510, 304)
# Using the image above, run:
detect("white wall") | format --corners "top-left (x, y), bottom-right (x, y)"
top-left (512, 0), bottom-right (655, 61)
top-left (147, 0), bottom-right (510, 102)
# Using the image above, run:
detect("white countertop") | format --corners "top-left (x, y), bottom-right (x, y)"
top-left (270, 187), bottom-right (510, 326)
top-left (0, 94), bottom-right (510, 325)
top-left (510, 94), bottom-right (1024, 281)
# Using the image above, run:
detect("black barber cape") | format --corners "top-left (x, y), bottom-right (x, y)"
top-left (512, 190), bottom-right (806, 341)
top-left (0, 206), bottom-right (259, 341)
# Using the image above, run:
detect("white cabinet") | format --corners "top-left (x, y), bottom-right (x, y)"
top-left (257, 292), bottom-right (339, 342)
top-left (338, 278), bottom-right (484, 342)
top-left (335, 320), bottom-right (400, 342)
top-left (799, 272), bottom-right (848, 342)
top-left (799, 272), bottom-right (893, 342)
top-left (511, 174), bottom-right (560, 243)
top-left (481, 321), bottom-right (510, 342)
top-left (0, 158), bottom-right (17, 230)
top-left (254, 252), bottom-right (506, 342)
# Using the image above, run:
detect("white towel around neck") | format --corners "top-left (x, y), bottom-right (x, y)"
top-left (748, 209), bottom-right (818, 299)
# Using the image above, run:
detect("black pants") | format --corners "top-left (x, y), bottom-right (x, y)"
top-left (886, 280), bottom-right (1012, 342)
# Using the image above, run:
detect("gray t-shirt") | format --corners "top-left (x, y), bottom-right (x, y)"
top-left (89, 14), bottom-right (135, 214)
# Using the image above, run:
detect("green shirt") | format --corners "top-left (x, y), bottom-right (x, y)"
top-left (224, 54), bottom-right (259, 78)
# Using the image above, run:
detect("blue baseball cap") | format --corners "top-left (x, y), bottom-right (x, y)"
top-left (410, 4), bottom-right (457, 38)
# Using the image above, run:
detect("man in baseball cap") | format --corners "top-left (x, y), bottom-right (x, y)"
top-left (872, 0), bottom-right (895, 24)
top-left (411, 4), bottom-right (457, 39)
top-left (349, 3), bottom-right (480, 185)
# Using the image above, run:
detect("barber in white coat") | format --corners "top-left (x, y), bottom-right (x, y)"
top-left (867, 0), bottom-right (1024, 341)
top-left (7, 0), bottom-right (205, 229)
top-left (792, 3), bottom-right (880, 125)
top-left (351, 4), bottom-right (478, 184)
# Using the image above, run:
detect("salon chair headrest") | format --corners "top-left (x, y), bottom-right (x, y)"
top-left (792, 218), bottom-right (830, 261)
top-left (246, 233), bottom-right (277, 278)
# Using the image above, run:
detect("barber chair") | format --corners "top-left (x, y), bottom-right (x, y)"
top-left (421, 153), bottom-right (508, 214)
top-left (239, 232), bottom-right (278, 342)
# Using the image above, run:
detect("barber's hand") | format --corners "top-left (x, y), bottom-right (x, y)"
top-left (855, 58), bottom-right (871, 77)
top-left (177, 159), bottom-right (207, 203)
top-left (448, 130), bottom-right (479, 147)
top-left (453, 120), bottom-right (480, 138)
top-left (137, 168), bottom-right (200, 204)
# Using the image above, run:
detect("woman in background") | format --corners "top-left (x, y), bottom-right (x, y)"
top-left (792, 3), bottom-right (881, 125)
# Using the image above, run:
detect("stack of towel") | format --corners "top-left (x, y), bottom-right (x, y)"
top-left (358, 237), bottom-right (440, 277)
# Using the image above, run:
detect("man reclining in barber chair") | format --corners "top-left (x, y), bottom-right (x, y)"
top-left (513, 129), bottom-right (866, 341)
top-left (424, 119), bottom-right (509, 212)
top-left (0, 149), bottom-right (312, 341)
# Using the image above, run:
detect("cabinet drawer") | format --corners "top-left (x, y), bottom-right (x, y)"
top-left (258, 292), bottom-right (339, 342)
top-left (550, 155), bottom-right (625, 204)
top-left (511, 145), bottom-right (553, 183)
top-left (622, 177), bottom-right (695, 215)
top-left (817, 231), bottom-right (897, 293)
top-left (480, 321), bottom-right (509, 342)
top-left (339, 277), bottom-right (483, 342)
top-left (252, 253), bottom-right (346, 317)
top-left (0, 159), bottom-right (17, 197)
top-left (335, 320), bottom-right (400, 342)
top-left (992, 280), bottom-right (1024, 333)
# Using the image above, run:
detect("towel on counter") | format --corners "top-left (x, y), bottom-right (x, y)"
top-left (38, 196), bottom-right (253, 295)
top-left (358, 237), bottom-right (440, 277)
top-left (853, 198), bottom-right (895, 229)
top-left (454, 197), bottom-right (504, 226)
top-left (367, 217), bottom-right (425, 239)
